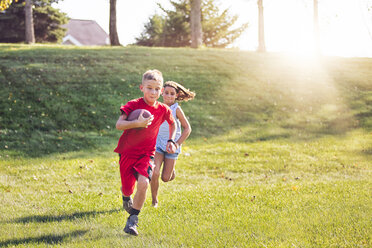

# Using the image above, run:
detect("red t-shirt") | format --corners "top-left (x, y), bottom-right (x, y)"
top-left (114, 97), bottom-right (174, 158)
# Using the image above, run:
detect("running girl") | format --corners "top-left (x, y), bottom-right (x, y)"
top-left (150, 81), bottom-right (195, 207)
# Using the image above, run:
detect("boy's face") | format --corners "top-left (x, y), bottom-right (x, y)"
top-left (140, 79), bottom-right (163, 105)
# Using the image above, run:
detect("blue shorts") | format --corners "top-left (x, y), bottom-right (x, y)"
top-left (156, 146), bottom-right (179, 160)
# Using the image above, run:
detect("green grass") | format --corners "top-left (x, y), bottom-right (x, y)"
top-left (0, 44), bottom-right (371, 247)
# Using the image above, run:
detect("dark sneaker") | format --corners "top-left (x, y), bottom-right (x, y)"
top-left (124, 215), bottom-right (139, 236)
top-left (122, 196), bottom-right (133, 214)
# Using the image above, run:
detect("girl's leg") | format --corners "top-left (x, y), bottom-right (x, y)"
top-left (150, 152), bottom-right (164, 207)
top-left (170, 169), bottom-right (176, 181)
top-left (161, 158), bottom-right (176, 182)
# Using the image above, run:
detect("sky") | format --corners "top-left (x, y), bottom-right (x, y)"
top-left (52, 0), bottom-right (372, 58)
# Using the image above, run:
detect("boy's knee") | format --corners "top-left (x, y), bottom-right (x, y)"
top-left (137, 176), bottom-right (149, 190)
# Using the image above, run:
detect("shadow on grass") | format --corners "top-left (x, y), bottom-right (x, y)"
top-left (361, 148), bottom-right (372, 156)
top-left (1, 120), bottom-right (359, 159)
top-left (0, 131), bottom-right (119, 158)
top-left (10, 209), bottom-right (121, 224)
top-left (356, 147), bottom-right (372, 159)
top-left (207, 122), bottom-right (355, 145)
top-left (0, 230), bottom-right (88, 247)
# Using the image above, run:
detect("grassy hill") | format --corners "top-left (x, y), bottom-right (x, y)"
top-left (1, 44), bottom-right (371, 156)
top-left (0, 44), bottom-right (371, 247)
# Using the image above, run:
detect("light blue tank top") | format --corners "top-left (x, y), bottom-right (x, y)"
top-left (156, 102), bottom-right (182, 153)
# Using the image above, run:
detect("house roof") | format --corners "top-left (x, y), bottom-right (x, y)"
top-left (62, 19), bottom-right (110, 46)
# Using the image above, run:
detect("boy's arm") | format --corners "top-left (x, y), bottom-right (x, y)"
top-left (115, 111), bottom-right (154, 130)
top-left (166, 122), bottom-right (177, 153)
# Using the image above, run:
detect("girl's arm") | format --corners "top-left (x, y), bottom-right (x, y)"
top-left (115, 111), bottom-right (154, 130)
top-left (166, 121), bottom-right (177, 153)
top-left (175, 107), bottom-right (192, 148)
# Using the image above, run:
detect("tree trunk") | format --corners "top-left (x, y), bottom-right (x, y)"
top-left (313, 0), bottom-right (321, 55)
top-left (25, 0), bottom-right (35, 44)
top-left (257, 0), bottom-right (266, 52)
top-left (190, 0), bottom-right (202, 48)
top-left (109, 0), bottom-right (120, 46)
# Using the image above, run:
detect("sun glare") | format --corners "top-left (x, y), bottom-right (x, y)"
top-left (263, 0), bottom-right (317, 58)
top-left (53, 0), bottom-right (372, 57)
top-left (320, 0), bottom-right (372, 57)
top-left (233, 0), bottom-right (372, 58)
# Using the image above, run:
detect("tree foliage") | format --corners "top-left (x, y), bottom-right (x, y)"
top-left (0, 0), bottom-right (18, 11)
top-left (135, 0), bottom-right (248, 48)
top-left (0, 0), bottom-right (68, 43)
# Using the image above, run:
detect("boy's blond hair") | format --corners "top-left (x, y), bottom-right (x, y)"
top-left (142, 69), bottom-right (163, 84)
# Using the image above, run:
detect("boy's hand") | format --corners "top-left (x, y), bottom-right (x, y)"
top-left (136, 110), bottom-right (154, 128)
top-left (166, 142), bottom-right (176, 154)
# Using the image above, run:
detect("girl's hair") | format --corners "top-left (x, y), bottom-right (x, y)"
top-left (164, 81), bottom-right (195, 102)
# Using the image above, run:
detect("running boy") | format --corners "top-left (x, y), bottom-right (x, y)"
top-left (114, 69), bottom-right (177, 236)
top-left (151, 81), bottom-right (195, 207)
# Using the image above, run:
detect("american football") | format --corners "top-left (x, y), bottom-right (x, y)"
top-left (127, 109), bottom-right (152, 121)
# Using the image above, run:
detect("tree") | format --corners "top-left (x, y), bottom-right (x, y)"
top-left (0, 0), bottom-right (68, 43)
top-left (0, 0), bottom-right (34, 44)
top-left (190, 0), bottom-right (202, 48)
top-left (25, 0), bottom-right (35, 44)
top-left (257, 0), bottom-right (266, 52)
top-left (363, 0), bottom-right (372, 41)
top-left (136, 0), bottom-right (248, 48)
top-left (109, 0), bottom-right (120, 46)
top-left (313, 0), bottom-right (320, 55)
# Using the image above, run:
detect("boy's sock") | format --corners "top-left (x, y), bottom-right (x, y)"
top-left (122, 196), bottom-right (131, 201)
top-left (129, 208), bottom-right (140, 216)
top-left (122, 195), bottom-right (133, 214)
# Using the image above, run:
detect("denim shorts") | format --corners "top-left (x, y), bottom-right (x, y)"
top-left (155, 146), bottom-right (179, 160)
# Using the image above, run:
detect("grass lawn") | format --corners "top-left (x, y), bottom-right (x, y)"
top-left (0, 44), bottom-right (371, 247)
